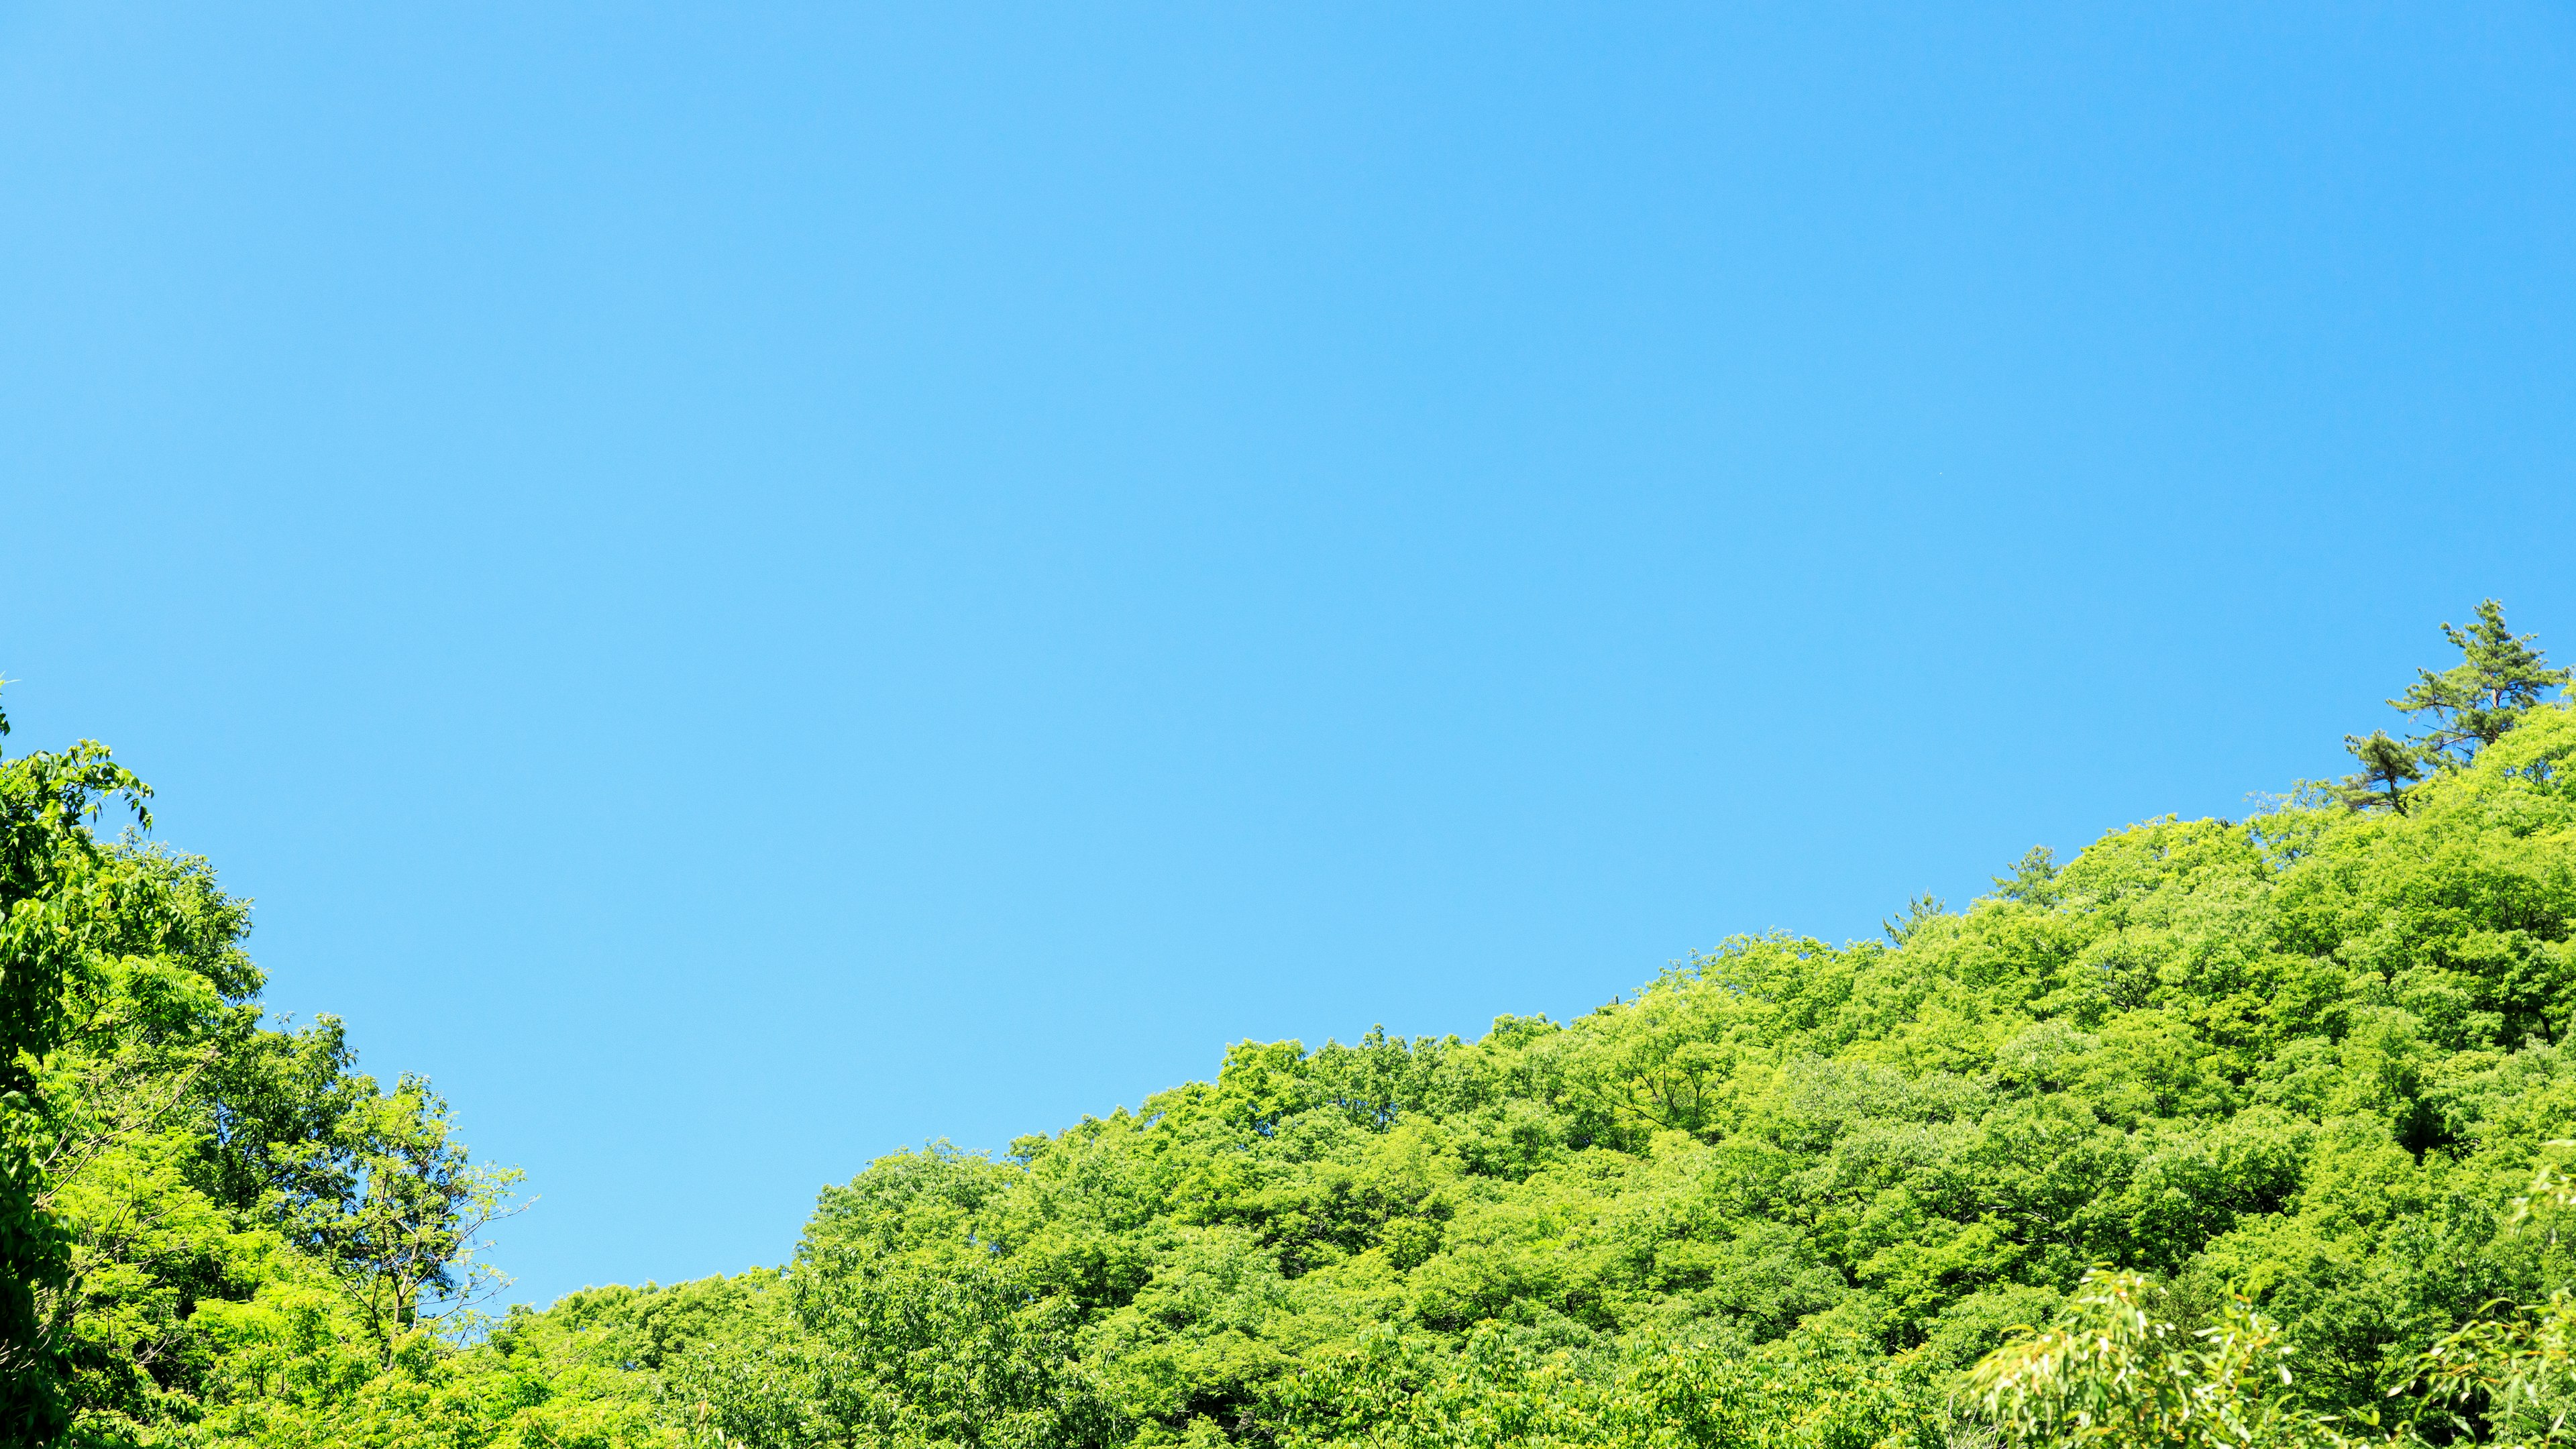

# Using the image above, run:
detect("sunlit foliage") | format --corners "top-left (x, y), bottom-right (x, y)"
top-left (14, 604), bottom-right (2576, 1446)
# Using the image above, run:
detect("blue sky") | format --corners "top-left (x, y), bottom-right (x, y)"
top-left (3, 3), bottom-right (2571, 1306)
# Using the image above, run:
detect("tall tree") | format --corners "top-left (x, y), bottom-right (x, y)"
top-left (0, 694), bottom-right (148, 1443)
top-left (2394, 598), bottom-right (2571, 767)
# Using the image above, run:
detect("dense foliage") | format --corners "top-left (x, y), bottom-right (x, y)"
top-left (0, 706), bottom-right (521, 1447)
top-left (13, 602), bottom-right (2576, 1447)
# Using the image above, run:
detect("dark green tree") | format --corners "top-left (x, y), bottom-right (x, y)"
top-left (0, 694), bottom-right (148, 1443)
top-left (2339, 728), bottom-right (2424, 814)
top-left (2394, 598), bottom-right (2571, 767)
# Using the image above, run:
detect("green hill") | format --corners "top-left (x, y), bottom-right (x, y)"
top-left (11, 604), bottom-right (2576, 1447)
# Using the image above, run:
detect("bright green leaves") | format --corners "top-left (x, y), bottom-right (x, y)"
top-left (0, 692), bottom-right (523, 1444)
top-left (18, 613), bottom-right (2576, 1448)
top-left (0, 696), bottom-right (153, 1443)
top-left (1277, 1323), bottom-right (1944, 1449)
top-left (675, 1247), bottom-right (1118, 1449)
top-left (1965, 1269), bottom-right (2325, 1449)
top-left (207, 688), bottom-right (2576, 1447)
top-left (1965, 1231), bottom-right (2576, 1449)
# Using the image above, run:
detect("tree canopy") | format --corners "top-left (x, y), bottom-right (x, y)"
top-left (11, 604), bottom-right (2576, 1448)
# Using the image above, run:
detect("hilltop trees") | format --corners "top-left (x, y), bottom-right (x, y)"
top-left (587, 616), bottom-right (2571, 1448)
top-left (2344, 599), bottom-right (2568, 813)
top-left (6, 599), bottom-right (2573, 1447)
top-left (2396, 598), bottom-right (2572, 767)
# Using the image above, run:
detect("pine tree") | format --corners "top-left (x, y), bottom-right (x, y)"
top-left (2339, 729), bottom-right (2424, 814)
top-left (2393, 599), bottom-right (2571, 767)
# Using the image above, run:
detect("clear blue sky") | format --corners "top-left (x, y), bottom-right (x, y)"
top-left (4, 3), bottom-right (2571, 1307)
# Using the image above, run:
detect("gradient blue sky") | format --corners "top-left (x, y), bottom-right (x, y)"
top-left (4, 3), bottom-right (2572, 1306)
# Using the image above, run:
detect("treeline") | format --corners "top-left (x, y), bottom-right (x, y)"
top-left (6, 603), bottom-right (2576, 1447)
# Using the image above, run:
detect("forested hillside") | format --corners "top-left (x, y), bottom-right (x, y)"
top-left (10, 603), bottom-right (2576, 1448)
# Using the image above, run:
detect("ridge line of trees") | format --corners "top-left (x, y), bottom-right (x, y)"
top-left (2, 600), bottom-right (2572, 1448)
